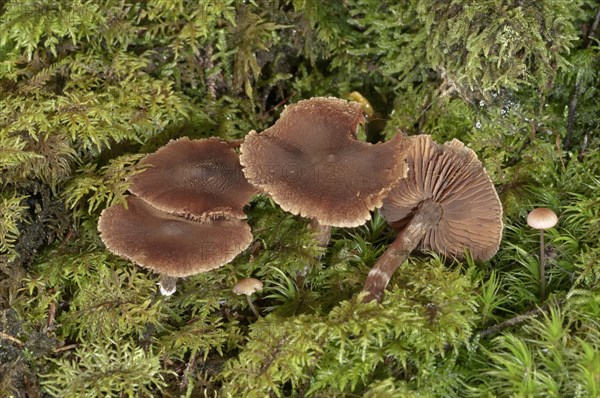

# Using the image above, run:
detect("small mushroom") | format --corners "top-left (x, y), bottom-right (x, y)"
top-left (98, 196), bottom-right (253, 293)
top-left (362, 135), bottom-right (503, 302)
top-left (527, 207), bottom-right (558, 300)
top-left (239, 97), bottom-right (411, 245)
top-left (129, 137), bottom-right (257, 221)
top-left (233, 277), bottom-right (264, 317)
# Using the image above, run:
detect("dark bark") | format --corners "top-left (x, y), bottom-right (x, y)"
top-left (563, 6), bottom-right (600, 151)
top-left (479, 302), bottom-right (556, 339)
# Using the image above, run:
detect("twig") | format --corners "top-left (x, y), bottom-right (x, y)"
top-left (180, 351), bottom-right (199, 392)
top-left (555, 131), bottom-right (566, 170)
top-left (587, 7), bottom-right (600, 46)
top-left (0, 331), bottom-right (24, 346)
top-left (479, 302), bottom-right (556, 339)
top-left (578, 133), bottom-right (589, 162)
top-left (564, 82), bottom-right (580, 151)
top-left (203, 45), bottom-right (216, 100)
top-left (46, 301), bottom-right (56, 330)
top-left (53, 343), bottom-right (79, 353)
top-left (564, 6), bottom-right (600, 152)
top-left (260, 90), bottom-right (296, 121)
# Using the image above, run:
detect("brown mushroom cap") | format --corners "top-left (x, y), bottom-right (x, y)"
top-left (527, 208), bottom-right (558, 230)
top-left (98, 196), bottom-right (253, 277)
top-left (232, 278), bottom-right (264, 296)
top-left (239, 97), bottom-right (411, 227)
top-left (129, 137), bottom-right (257, 220)
top-left (381, 135), bottom-right (503, 261)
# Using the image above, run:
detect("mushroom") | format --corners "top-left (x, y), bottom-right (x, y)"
top-left (232, 277), bottom-right (264, 317)
top-left (362, 135), bottom-right (503, 302)
top-left (239, 97), bottom-right (411, 245)
top-left (98, 196), bottom-right (253, 292)
top-left (128, 137), bottom-right (257, 221)
top-left (527, 207), bottom-right (558, 300)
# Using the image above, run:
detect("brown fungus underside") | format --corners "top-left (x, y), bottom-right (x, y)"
top-left (239, 97), bottom-right (411, 228)
top-left (98, 196), bottom-right (253, 278)
top-left (129, 137), bottom-right (257, 221)
top-left (362, 135), bottom-right (503, 302)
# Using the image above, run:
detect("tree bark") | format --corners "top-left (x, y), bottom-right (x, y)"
top-left (563, 6), bottom-right (600, 152)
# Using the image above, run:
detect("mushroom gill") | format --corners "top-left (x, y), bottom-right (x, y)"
top-left (362, 135), bottom-right (503, 302)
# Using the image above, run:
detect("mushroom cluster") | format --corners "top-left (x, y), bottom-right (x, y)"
top-left (98, 137), bottom-right (256, 295)
top-left (98, 97), bottom-right (503, 306)
top-left (362, 135), bottom-right (503, 302)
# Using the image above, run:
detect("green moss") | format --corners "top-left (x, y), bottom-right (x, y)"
top-left (1, 0), bottom-right (599, 396)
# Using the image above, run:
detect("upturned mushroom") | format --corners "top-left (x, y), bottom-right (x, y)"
top-left (239, 97), bottom-right (411, 245)
top-left (98, 196), bottom-right (253, 290)
top-left (527, 207), bottom-right (558, 300)
top-left (129, 137), bottom-right (257, 221)
top-left (362, 135), bottom-right (503, 302)
top-left (232, 277), bottom-right (264, 317)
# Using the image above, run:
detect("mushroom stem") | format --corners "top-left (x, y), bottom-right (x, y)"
top-left (158, 274), bottom-right (178, 296)
top-left (246, 295), bottom-right (260, 317)
top-left (226, 138), bottom-right (244, 149)
top-left (539, 229), bottom-right (546, 300)
top-left (362, 200), bottom-right (442, 303)
top-left (309, 218), bottom-right (332, 247)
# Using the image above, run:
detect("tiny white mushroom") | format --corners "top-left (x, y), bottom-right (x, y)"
top-left (527, 208), bottom-right (558, 230)
top-left (527, 208), bottom-right (558, 300)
